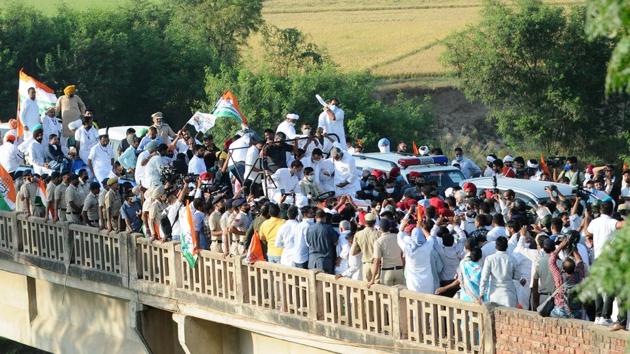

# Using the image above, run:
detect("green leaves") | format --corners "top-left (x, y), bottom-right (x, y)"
top-left (443, 0), bottom-right (629, 160)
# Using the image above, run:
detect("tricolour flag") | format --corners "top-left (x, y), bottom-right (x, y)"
top-left (180, 201), bottom-right (199, 268)
top-left (0, 165), bottom-right (16, 211)
top-left (540, 154), bottom-right (550, 176)
top-left (36, 179), bottom-right (53, 219)
top-left (246, 230), bottom-right (265, 263)
top-left (186, 111), bottom-right (217, 133)
top-left (211, 91), bottom-right (248, 126)
top-left (17, 69), bottom-right (57, 137)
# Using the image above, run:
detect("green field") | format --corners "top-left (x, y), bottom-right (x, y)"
top-left (4, 0), bottom-right (584, 87)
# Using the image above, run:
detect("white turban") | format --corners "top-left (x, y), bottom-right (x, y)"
top-left (286, 113), bottom-right (299, 120)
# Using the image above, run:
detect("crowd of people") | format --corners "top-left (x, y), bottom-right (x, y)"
top-left (2, 85), bottom-right (629, 330)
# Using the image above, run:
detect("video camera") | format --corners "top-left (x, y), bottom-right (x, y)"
top-left (546, 156), bottom-right (566, 168)
top-left (555, 230), bottom-right (581, 255)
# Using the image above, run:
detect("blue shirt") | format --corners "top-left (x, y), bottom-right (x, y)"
top-left (120, 200), bottom-right (142, 232)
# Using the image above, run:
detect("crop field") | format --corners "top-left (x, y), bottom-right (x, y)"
top-left (4, 0), bottom-right (584, 87)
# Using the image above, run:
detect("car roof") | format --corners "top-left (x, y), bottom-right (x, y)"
top-left (352, 152), bottom-right (452, 170)
top-left (98, 125), bottom-right (148, 142)
top-left (462, 176), bottom-right (575, 200)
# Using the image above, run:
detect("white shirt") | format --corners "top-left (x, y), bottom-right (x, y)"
top-left (146, 155), bottom-right (169, 187)
top-left (486, 226), bottom-right (507, 242)
top-left (293, 219), bottom-right (314, 264)
top-left (188, 155), bottom-right (206, 175)
top-left (27, 139), bottom-right (50, 175)
top-left (332, 153), bottom-right (360, 196)
top-left (42, 115), bottom-right (63, 146)
top-left (275, 219), bottom-right (301, 267)
top-left (74, 126), bottom-right (99, 164)
top-left (228, 135), bottom-right (250, 166)
top-left (0, 142), bottom-right (22, 173)
top-left (245, 145), bottom-right (261, 182)
top-left (19, 98), bottom-right (40, 134)
top-left (135, 150), bottom-right (151, 187)
top-left (317, 106), bottom-right (346, 148)
top-left (335, 231), bottom-right (352, 274)
top-left (454, 157), bottom-right (482, 179)
top-left (271, 168), bottom-right (301, 194)
top-left (620, 183), bottom-right (630, 198)
top-left (276, 121), bottom-right (297, 140)
top-left (88, 144), bottom-right (114, 183)
top-left (587, 214), bottom-right (619, 259)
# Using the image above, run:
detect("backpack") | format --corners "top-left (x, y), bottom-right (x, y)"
top-left (563, 281), bottom-right (581, 313)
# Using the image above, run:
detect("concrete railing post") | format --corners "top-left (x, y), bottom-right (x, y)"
top-left (118, 232), bottom-right (130, 288)
top-left (166, 241), bottom-right (177, 287)
top-left (482, 303), bottom-right (497, 354)
top-left (61, 221), bottom-right (71, 268)
top-left (128, 233), bottom-right (140, 290)
top-left (10, 212), bottom-right (20, 261)
top-left (234, 259), bottom-right (248, 304)
top-left (307, 269), bottom-right (319, 321)
top-left (390, 285), bottom-right (406, 340)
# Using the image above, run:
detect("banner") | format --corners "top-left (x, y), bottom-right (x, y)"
top-left (17, 69), bottom-right (57, 137)
top-left (0, 165), bottom-right (16, 211)
top-left (180, 201), bottom-right (199, 268)
top-left (186, 111), bottom-right (217, 133)
top-left (211, 91), bottom-right (248, 126)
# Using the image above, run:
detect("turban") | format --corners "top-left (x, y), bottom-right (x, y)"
top-left (151, 185), bottom-right (165, 200)
top-left (4, 132), bottom-right (15, 143)
top-left (64, 85), bottom-right (76, 95)
top-left (146, 140), bottom-right (159, 151)
top-left (107, 177), bottom-right (119, 186)
top-left (286, 113), bottom-right (299, 120)
top-left (32, 124), bottom-right (43, 133)
top-left (8, 119), bottom-right (17, 129)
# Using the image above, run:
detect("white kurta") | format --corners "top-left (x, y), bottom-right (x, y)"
top-left (27, 140), bottom-right (52, 175)
top-left (317, 106), bottom-right (346, 148)
top-left (275, 219), bottom-right (301, 267)
top-left (332, 154), bottom-right (360, 196)
top-left (188, 155), bottom-right (206, 175)
top-left (75, 126), bottom-right (99, 165)
top-left (276, 121), bottom-right (297, 140)
top-left (479, 251), bottom-right (520, 307)
top-left (88, 144), bottom-right (114, 186)
top-left (135, 150), bottom-right (151, 187)
top-left (42, 116), bottom-right (63, 144)
top-left (0, 143), bottom-right (22, 173)
top-left (19, 98), bottom-right (40, 139)
top-left (398, 232), bottom-right (436, 294)
top-left (270, 168), bottom-right (301, 202)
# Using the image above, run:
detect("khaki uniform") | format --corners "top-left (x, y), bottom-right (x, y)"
top-left (230, 211), bottom-right (252, 256)
top-left (152, 123), bottom-right (176, 144)
top-left (208, 210), bottom-right (223, 253)
top-left (104, 189), bottom-right (122, 231)
top-left (148, 200), bottom-right (166, 239)
top-left (65, 184), bottom-right (84, 223)
top-left (19, 181), bottom-right (44, 217)
top-left (351, 226), bottom-right (380, 281)
top-left (82, 192), bottom-right (100, 227)
top-left (54, 183), bottom-right (69, 221)
top-left (373, 232), bottom-right (404, 286)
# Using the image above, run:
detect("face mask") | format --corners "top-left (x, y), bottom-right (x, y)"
top-left (455, 155), bottom-right (463, 162)
top-left (289, 121), bottom-right (296, 126)
top-left (386, 187), bottom-right (395, 194)
top-left (302, 129), bottom-right (311, 135)
top-left (372, 190), bottom-right (379, 196)
top-left (306, 176), bottom-right (314, 182)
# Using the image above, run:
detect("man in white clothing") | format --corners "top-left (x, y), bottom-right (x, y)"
top-left (19, 87), bottom-right (40, 140)
top-left (188, 144), bottom-right (207, 175)
top-left (145, 144), bottom-right (171, 188)
top-left (334, 220), bottom-right (353, 275)
top-left (275, 206), bottom-right (301, 267)
top-left (88, 135), bottom-right (114, 187)
top-left (0, 133), bottom-right (23, 174)
top-left (453, 147), bottom-right (482, 179)
top-left (135, 141), bottom-right (158, 188)
top-left (74, 116), bottom-right (99, 165)
top-left (317, 97), bottom-right (346, 148)
top-left (330, 147), bottom-right (360, 197)
top-left (41, 107), bottom-right (63, 151)
top-left (293, 207), bottom-right (315, 268)
top-left (27, 126), bottom-right (52, 175)
top-left (479, 236), bottom-right (523, 307)
top-left (269, 160), bottom-right (303, 203)
top-left (276, 113), bottom-right (299, 140)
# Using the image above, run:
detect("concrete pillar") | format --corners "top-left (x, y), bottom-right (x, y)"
top-left (173, 314), bottom-right (240, 354)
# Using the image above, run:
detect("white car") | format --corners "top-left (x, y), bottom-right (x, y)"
top-left (352, 152), bottom-right (466, 195)
top-left (462, 176), bottom-right (576, 208)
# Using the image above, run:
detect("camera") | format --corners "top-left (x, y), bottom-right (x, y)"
top-left (556, 230), bottom-right (580, 255)
top-left (546, 156), bottom-right (566, 168)
top-left (575, 186), bottom-right (591, 201)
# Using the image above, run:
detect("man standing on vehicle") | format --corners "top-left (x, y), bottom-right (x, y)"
top-left (317, 97), bottom-right (346, 148)
top-left (151, 112), bottom-right (177, 144)
top-left (453, 147), bottom-right (481, 179)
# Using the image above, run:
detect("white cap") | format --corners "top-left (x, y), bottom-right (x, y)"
top-left (451, 160), bottom-right (460, 166)
top-left (444, 187), bottom-right (454, 198)
top-left (486, 155), bottom-right (496, 163)
top-left (286, 113), bottom-right (300, 120)
top-left (378, 138), bottom-right (390, 153)
top-left (503, 155), bottom-right (514, 162)
top-left (419, 146), bottom-right (429, 156)
top-left (527, 159), bottom-right (539, 169)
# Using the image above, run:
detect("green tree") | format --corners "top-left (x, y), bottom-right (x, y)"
top-left (260, 25), bottom-right (326, 77)
top-left (585, 0), bottom-right (630, 94)
top-left (168, 0), bottom-right (264, 65)
top-left (203, 65), bottom-right (434, 149)
top-left (442, 0), bottom-right (629, 160)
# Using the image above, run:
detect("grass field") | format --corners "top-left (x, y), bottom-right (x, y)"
top-left (4, 0), bottom-right (585, 88)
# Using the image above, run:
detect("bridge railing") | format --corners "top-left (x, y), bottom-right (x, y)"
top-left (0, 212), bottom-right (489, 353)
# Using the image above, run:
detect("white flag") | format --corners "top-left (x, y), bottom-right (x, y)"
top-left (186, 111), bottom-right (216, 133)
top-left (315, 94), bottom-right (328, 108)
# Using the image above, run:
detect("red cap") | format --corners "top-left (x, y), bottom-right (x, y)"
top-left (463, 182), bottom-right (477, 194)
top-left (371, 169), bottom-right (385, 180)
top-left (200, 172), bottom-right (214, 181)
top-left (429, 197), bottom-right (445, 210)
top-left (389, 167), bottom-right (400, 178)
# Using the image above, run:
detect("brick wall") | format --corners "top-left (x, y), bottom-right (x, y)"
top-left (492, 307), bottom-right (628, 354)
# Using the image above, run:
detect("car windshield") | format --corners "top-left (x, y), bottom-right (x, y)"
top-left (420, 170), bottom-right (465, 190)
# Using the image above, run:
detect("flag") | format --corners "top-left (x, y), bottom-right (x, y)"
top-left (36, 179), bottom-right (53, 219)
top-left (623, 162), bottom-right (629, 171)
top-left (180, 200), bottom-right (199, 268)
top-left (246, 230), bottom-right (265, 263)
top-left (315, 94), bottom-right (328, 108)
top-left (186, 111), bottom-right (217, 133)
top-left (211, 91), bottom-right (248, 126)
top-left (540, 154), bottom-right (550, 176)
top-left (412, 141), bottom-right (419, 156)
top-left (17, 69), bottom-right (57, 137)
top-left (0, 165), bottom-right (16, 211)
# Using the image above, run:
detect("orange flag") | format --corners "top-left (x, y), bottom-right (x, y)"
top-left (540, 154), bottom-right (550, 176)
top-left (412, 141), bottom-right (419, 156)
top-left (246, 230), bottom-right (265, 263)
top-left (623, 162), bottom-right (629, 171)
